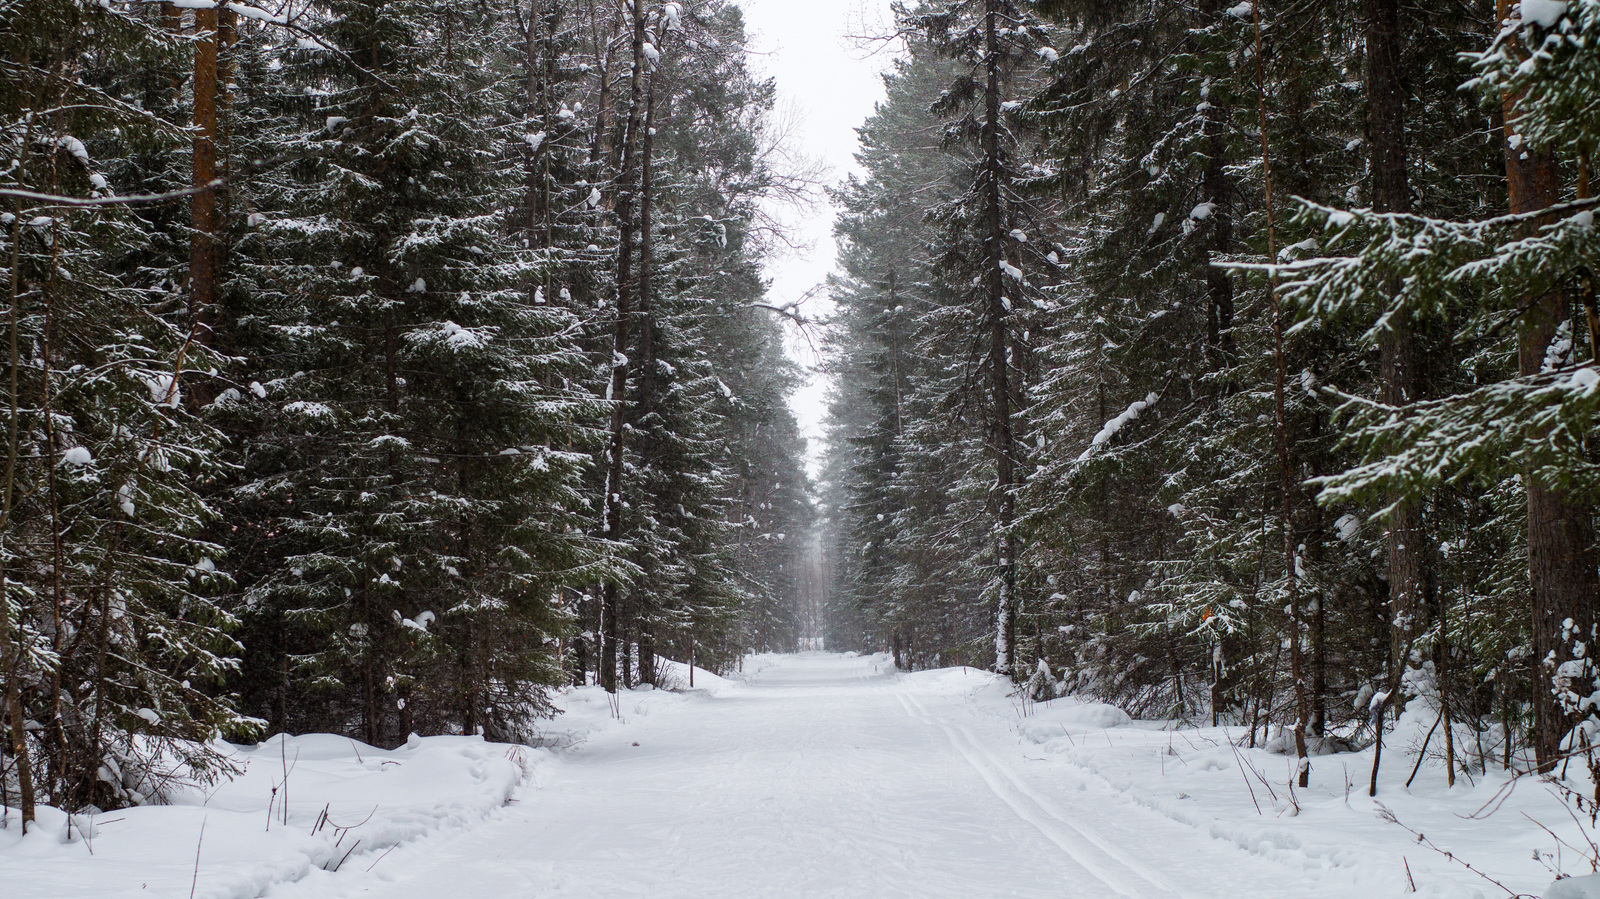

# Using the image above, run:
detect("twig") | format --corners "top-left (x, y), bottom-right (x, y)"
top-left (328, 804), bottom-right (380, 833)
top-left (189, 818), bottom-right (207, 899)
top-left (365, 842), bottom-right (402, 872)
top-left (0, 183), bottom-right (222, 208)
top-left (1225, 730), bottom-right (1264, 816)
top-left (281, 739), bottom-right (290, 827)
top-left (329, 839), bottom-right (361, 872)
top-left (1406, 711), bottom-right (1445, 788)
top-left (1523, 811), bottom-right (1597, 873)
top-left (1376, 803), bottom-right (1530, 897)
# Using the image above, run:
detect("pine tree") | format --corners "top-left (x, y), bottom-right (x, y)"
top-left (2, 0), bottom-right (255, 817)
top-left (218, 0), bottom-right (610, 742)
top-left (902, 0), bottom-right (1053, 676)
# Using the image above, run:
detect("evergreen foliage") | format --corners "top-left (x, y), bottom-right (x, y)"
top-left (0, 0), bottom-right (813, 824)
top-left (819, 0), bottom-right (1600, 784)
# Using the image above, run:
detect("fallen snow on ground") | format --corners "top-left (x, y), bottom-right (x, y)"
top-left (933, 664), bottom-right (1589, 899)
top-left (0, 734), bottom-right (529, 899)
top-left (2, 653), bottom-right (1588, 898)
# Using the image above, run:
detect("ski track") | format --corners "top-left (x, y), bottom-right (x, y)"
top-left (262, 653), bottom-right (1372, 899)
top-left (894, 689), bottom-right (1183, 898)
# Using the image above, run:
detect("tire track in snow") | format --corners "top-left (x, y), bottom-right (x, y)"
top-left (895, 689), bottom-right (1185, 899)
top-left (947, 722), bottom-right (1190, 897)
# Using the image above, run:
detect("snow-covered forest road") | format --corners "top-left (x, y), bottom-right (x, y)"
top-left (268, 653), bottom-right (1368, 899)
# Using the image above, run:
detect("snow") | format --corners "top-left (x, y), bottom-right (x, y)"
top-left (422, 320), bottom-right (487, 350)
top-left (1550, 875), bottom-right (1600, 898)
top-left (1521, 0), bottom-right (1568, 28)
top-left (1018, 697), bottom-right (1132, 742)
top-left (396, 610), bottom-right (435, 632)
top-left (283, 401), bottom-right (336, 421)
top-left (147, 372), bottom-right (180, 407)
top-left (225, 1), bottom-right (289, 24)
top-left (4, 654), bottom-right (1586, 898)
top-left (0, 734), bottom-right (527, 899)
top-left (54, 136), bottom-right (89, 167)
top-left (62, 446), bottom-right (92, 466)
top-left (1077, 393), bottom-right (1159, 462)
top-left (1226, 1), bottom-right (1254, 17)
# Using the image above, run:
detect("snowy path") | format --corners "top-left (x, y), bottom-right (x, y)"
top-left (264, 653), bottom-right (1385, 899)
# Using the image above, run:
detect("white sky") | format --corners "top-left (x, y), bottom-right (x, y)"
top-left (737, 0), bottom-right (897, 479)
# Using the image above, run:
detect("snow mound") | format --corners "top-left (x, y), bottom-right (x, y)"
top-left (1549, 875), bottom-right (1600, 899)
top-left (0, 733), bottom-right (531, 899)
top-left (542, 657), bottom-right (742, 747)
top-left (1020, 698), bottom-right (1132, 742)
top-left (900, 665), bottom-right (1001, 695)
top-left (1261, 730), bottom-right (1353, 756)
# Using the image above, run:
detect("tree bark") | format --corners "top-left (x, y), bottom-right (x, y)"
top-left (1365, 0), bottom-right (1427, 794)
top-left (588, 0), bottom-right (618, 168)
top-left (1199, 0), bottom-right (1234, 363)
top-left (190, 3), bottom-right (219, 359)
top-left (982, 0), bottom-right (1018, 679)
top-left (632, 37), bottom-right (664, 689)
top-left (1, 125), bottom-right (36, 831)
top-left (523, 0), bottom-right (546, 249)
top-left (1494, 0), bottom-right (1600, 772)
top-left (1251, 2), bottom-right (1310, 788)
top-left (600, 0), bottom-right (646, 694)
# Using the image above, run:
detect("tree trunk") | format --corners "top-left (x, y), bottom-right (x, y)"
top-left (1, 128), bottom-right (36, 831)
top-left (1199, 0), bottom-right (1234, 363)
top-left (190, 3), bottom-right (219, 358)
top-left (632, 41), bottom-right (664, 688)
top-left (1494, 0), bottom-right (1600, 772)
top-left (886, 269), bottom-right (905, 436)
top-left (1365, 0), bottom-right (1427, 793)
top-left (523, 0), bottom-right (546, 248)
top-left (1251, 2), bottom-right (1310, 788)
top-left (1312, 593), bottom-right (1326, 737)
top-left (982, 0), bottom-right (1018, 679)
top-left (587, 0), bottom-right (614, 166)
top-left (600, 0), bottom-right (646, 694)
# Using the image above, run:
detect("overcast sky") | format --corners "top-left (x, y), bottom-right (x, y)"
top-left (736, 0), bottom-right (897, 478)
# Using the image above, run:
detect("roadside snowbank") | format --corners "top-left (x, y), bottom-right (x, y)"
top-left (0, 654), bottom-right (743, 899)
top-left (0, 733), bottom-right (530, 899)
top-left (537, 655), bottom-right (742, 749)
top-left (925, 663), bottom-right (1588, 899)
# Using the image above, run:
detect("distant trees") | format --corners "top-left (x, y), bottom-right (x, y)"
top-left (821, 0), bottom-right (1600, 784)
top-left (1, 0), bottom-right (811, 826)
